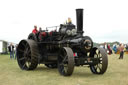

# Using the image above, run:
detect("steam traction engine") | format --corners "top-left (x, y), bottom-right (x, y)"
top-left (17, 9), bottom-right (108, 76)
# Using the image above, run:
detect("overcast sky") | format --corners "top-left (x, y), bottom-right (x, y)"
top-left (0, 0), bottom-right (128, 44)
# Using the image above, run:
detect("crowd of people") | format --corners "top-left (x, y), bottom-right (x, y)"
top-left (102, 42), bottom-right (128, 59)
top-left (113, 43), bottom-right (128, 59)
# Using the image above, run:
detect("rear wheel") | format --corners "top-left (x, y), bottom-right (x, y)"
top-left (58, 47), bottom-right (74, 76)
top-left (89, 47), bottom-right (108, 74)
top-left (17, 40), bottom-right (39, 70)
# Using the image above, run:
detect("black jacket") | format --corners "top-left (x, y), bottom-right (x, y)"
top-left (8, 45), bottom-right (14, 52)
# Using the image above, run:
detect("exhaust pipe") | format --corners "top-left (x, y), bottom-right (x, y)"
top-left (76, 9), bottom-right (84, 35)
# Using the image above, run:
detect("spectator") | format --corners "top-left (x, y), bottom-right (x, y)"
top-left (119, 43), bottom-right (124, 59)
top-left (8, 43), bottom-right (14, 59)
top-left (126, 44), bottom-right (128, 51)
top-left (103, 42), bottom-right (108, 53)
top-left (113, 44), bottom-right (117, 54)
top-left (107, 44), bottom-right (112, 54)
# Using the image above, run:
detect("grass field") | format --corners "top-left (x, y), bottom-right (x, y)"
top-left (0, 54), bottom-right (128, 85)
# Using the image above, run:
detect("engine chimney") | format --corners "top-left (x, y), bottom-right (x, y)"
top-left (76, 9), bottom-right (84, 35)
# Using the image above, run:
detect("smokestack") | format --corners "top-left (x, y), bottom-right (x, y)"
top-left (76, 9), bottom-right (83, 35)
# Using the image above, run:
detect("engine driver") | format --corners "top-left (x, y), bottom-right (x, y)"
top-left (32, 25), bottom-right (38, 34)
top-left (67, 17), bottom-right (72, 24)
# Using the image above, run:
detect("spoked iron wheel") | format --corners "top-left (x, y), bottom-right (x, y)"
top-left (58, 47), bottom-right (74, 76)
top-left (89, 47), bottom-right (108, 74)
top-left (17, 40), bottom-right (39, 70)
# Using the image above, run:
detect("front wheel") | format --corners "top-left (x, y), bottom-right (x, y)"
top-left (58, 47), bottom-right (74, 76)
top-left (89, 47), bottom-right (108, 74)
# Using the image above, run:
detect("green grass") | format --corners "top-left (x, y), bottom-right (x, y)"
top-left (0, 54), bottom-right (128, 85)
